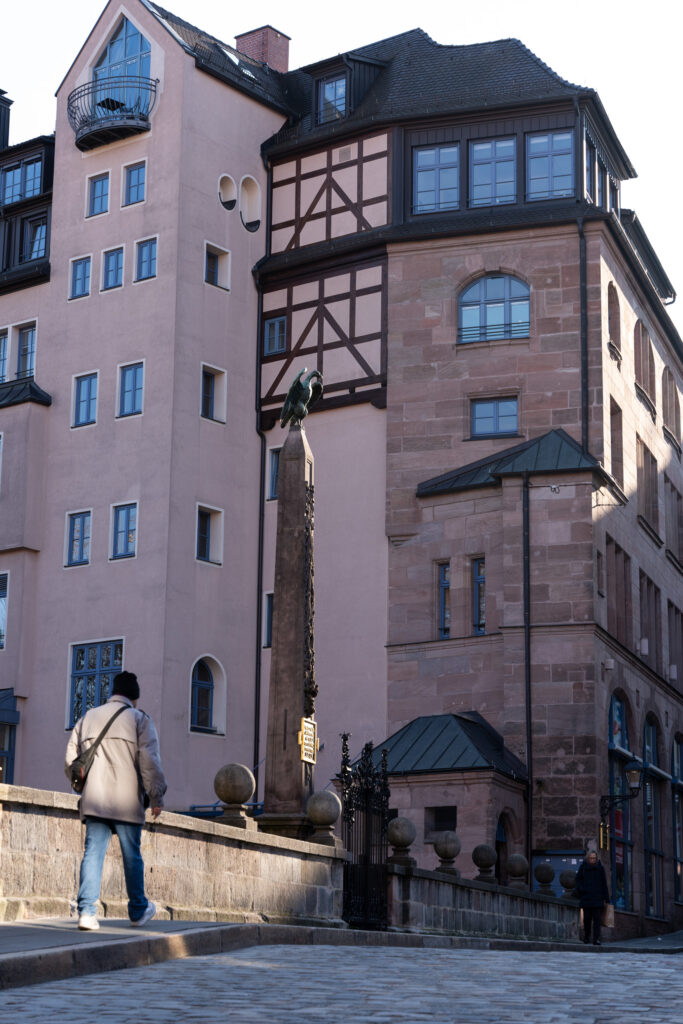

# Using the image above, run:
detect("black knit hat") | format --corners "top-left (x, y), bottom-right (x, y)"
top-left (112, 670), bottom-right (140, 701)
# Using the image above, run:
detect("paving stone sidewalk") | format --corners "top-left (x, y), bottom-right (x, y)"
top-left (0, 943), bottom-right (681, 1023)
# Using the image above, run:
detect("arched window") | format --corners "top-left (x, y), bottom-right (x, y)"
top-left (190, 659), bottom-right (214, 732)
top-left (458, 275), bottom-right (529, 344)
top-left (218, 175), bottom-right (236, 211)
top-left (239, 176), bottom-right (261, 232)
top-left (672, 736), bottom-right (683, 901)
top-left (662, 367), bottom-right (681, 444)
top-left (643, 716), bottom-right (664, 916)
top-left (634, 320), bottom-right (656, 407)
top-left (607, 282), bottom-right (621, 353)
top-left (608, 694), bottom-right (634, 910)
top-left (93, 18), bottom-right (152, 117)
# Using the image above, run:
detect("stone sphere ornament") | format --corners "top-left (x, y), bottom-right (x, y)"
top-left (559, 869), bottom-right (578, 898)
top-left (213, 763), bottom-right (256, 806)
top-left (507, 852), bottom-right (529, 889)
top-left (534, 861), bottom-right (555, 895)
top-left (387, 816), bottom-right (416, 850)
top-left (472, 843), bottom-right (497, 881)
top-left (306, 790), bottom-right (342, 827)
top-left (434, 830), bottom-right (461, 876)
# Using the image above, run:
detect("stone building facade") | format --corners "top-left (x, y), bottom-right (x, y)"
top-left (0, 2), bottom-right (681, 937)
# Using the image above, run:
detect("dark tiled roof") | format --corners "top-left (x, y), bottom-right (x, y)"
top-left (0, 379), bottom-right (52, 409)
top-left (371, 712), bottom-right (527, 781)
top-left (417, 429), bottom-right (603, 498)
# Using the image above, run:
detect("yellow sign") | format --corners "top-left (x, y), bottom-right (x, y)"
top-left (298, 717), bottom-right (318, 764)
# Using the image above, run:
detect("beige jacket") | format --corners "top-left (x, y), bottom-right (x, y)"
top-left (65, 696), bottom-right (167, 824)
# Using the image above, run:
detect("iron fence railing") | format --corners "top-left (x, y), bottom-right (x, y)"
top-left (67, 76), bottom-right (158, 144)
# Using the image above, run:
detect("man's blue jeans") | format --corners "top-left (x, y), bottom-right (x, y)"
top-left (78, 817), bottom-right (148, 921)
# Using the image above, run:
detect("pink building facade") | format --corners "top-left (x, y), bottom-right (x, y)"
top-left (1, 3), bottom-right (682, 937)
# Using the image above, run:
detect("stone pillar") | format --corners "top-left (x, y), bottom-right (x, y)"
top-left (260, 425), bottom-right (317, 838)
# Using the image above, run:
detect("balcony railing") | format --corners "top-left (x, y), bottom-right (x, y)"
top-left (67, 76), bottom-right (158, 151)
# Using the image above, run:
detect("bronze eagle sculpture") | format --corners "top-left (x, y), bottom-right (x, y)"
top-left (279, 368), bottom-right (323, 429)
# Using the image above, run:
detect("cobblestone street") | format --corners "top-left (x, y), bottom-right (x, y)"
top-left (1, 944), bottom-right (680, 1023)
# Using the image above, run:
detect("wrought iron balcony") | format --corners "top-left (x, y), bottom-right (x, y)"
top-left (67, 76), bottom-right (158, 151)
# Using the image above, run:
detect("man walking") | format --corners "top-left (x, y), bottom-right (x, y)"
top-left (65, 670), bottom-right (167, 930)
top-left (575, 849), bottom-right (610, 945)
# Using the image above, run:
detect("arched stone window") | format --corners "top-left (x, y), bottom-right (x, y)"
top-left (608, 694), bottom-right (634, 910)
top-left (458, 274), bottom-right (529, 344)
top-left (218, 175), bottom-right (236, 211)
top-left (634, 320), bottom-right (656, 408)
top-left (643, 715), bottom-right (664, 916)
top-left (239, 176), bottom-right (261, 232)
top-left (662, 366), bottom-right (681, 444)
top-left (189, 656), bottom-right (227, 734)
top-left (607, 282), bottom-right (621, 352)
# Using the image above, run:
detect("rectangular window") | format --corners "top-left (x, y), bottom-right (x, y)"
top-left (597, 162), bottom-right (605, 208)
top-left (103, 248), bottom-right (123, 290)
top-left (472, 557), bottom-right (486, 635)
top-left (668, 602), bottom-right (683, 687)
top-left (471, 397), bottom-right (518, 437)
top-left (268, 448), bottom-right (281, 500)
top-left (424, 805), bottom-right (458, 840)
top-left (196, 505), bottom-right (223, 565)
top-left (639, 571), bottom-right (662, 674)
top-left (204, 243), bottom-right (229, 290)
top-left (264, 592), bottom-right (274, 648)
top-left (605, 535), bottom-right (632, 648)
top-left (317, 74), bottom-right (346, 124)
top-left (124, 162), bottom-right (145, 206)
top-left (112, 503), bottom-right (137, 559)
top-left (16, 324), bottom-right (35, 379)
top-left (136, 238), bottom-right (157, 281)
top-left (201, 370), bottom-right (215, 419)
top-left (664, 476), bottom-right (683, 564)
top-left (71, 256), bottom-right (91, 298)
top-left (610, 398), bottom-right (623, 489)
top-left (636, 436), bottom-right (659, 533)
top-left (0, 573), bottom-right (7, 650)
top-left (526, 131), bottom-right (574, 200)
top-left (119, 362), bottom-right (143, 417)
top-left (74, 373), bottom-right (98, 426)
top-left (469, 138), bottom-right (516, 207)
top-left (585, 139), bottom-right (595, 201)
top-left (1, 157), bottom-right (41, 205)
top-left (263, 316), bottom-right (287, 356)
top-left (21, 215), bottom-right (47, 262)
top-left (0, 332), bottom-right (7, 383)
top-left (413, 144), bottom-right (459, 214)
top-left (67, 511), bottom-right (91, 566)
top-left (70, 639), bottom-right (123, 727)
top-left (88, 173), bottom-right (109, 216)
top-left (438, 562), bottom-right (450, 640)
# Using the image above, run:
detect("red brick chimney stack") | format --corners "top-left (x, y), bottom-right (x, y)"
top-left (235, 26), bottom-right (290, 73)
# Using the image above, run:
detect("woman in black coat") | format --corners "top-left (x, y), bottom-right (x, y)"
top-left (575, 850), bottom-right (611, 945)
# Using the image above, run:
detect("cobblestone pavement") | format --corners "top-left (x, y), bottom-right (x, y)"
top-left (0, 944), bottom-right (680, 1023)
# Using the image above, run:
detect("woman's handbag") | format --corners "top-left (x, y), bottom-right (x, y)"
top-left (601, 903), bottom-right (615, 928)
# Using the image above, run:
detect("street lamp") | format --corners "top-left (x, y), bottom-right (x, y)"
top-left (599, 761), bottom-right (643, 848)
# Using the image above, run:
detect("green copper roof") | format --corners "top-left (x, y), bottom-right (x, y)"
top-left (417, 429), bottom-right (604, 498)
top-left (372, 712), bottom-right (527, 781)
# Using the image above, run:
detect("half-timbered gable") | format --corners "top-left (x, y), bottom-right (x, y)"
top-left (260, 260), bottom-right (386, 423)
top-left (271, 133), bottom-right (390, 253)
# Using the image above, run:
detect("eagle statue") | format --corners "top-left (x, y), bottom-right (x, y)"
top-left (279, 368), bottom-right (324, 429)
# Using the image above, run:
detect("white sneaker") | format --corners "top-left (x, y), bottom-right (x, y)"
top-left (130, 901), bottom-right (156, 927)
top-left (78, 915), bottom-right (100, 931)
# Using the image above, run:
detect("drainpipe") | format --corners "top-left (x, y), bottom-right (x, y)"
top-left (252, 158), bottom-right (274, 795)
top-left (578, 217), bottom-right (589, 453)
top-left (522, 471), bottom-right (533, 871)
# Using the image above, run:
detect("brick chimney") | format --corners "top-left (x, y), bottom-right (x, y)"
top-left (235, 26), bottom-right (290, 73)
top-left (0, 90), bottom-right (12, 151)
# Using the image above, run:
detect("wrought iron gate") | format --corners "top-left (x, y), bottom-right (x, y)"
top-left (339, 734), bottom-right (390, 930)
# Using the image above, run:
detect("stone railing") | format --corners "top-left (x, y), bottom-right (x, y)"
top-left (0, 785), bottom-right (346, 925)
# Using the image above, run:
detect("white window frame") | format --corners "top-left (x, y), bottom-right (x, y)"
top-left (204, 241), bottom-right (231, 291)
top-left (63, 507), bottom-right (94, 568)
top-left (0, 569), bottom-right (9, 652)
top-left (100, 243), bottom-right (126, 293)
top-left (71, 369), bottom-right (100, 429)
top-left (122, 158), bottom-right (147, 208)
top-left (109, 500), bottom-right (139, 562)
top-left (200, 363), bottom-right (227, 423)
top-left (133, 234), bottom-right (158, 284)
top-left (195, 502), bottom-right (224, 566)
top-left (85, 169), bottom-right (111, 219)
top-left (188, 653), bottom-right (227, 736)
top-left (115, 358), bottom-right (146, 419)
top-left (68, 253), bottom-right (93, 300)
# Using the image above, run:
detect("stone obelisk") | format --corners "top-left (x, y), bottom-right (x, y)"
top-left (259, 422), bottom-right (318, 838)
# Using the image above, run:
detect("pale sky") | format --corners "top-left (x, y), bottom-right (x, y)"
top-left (4, 0), bottom-right (682, 334)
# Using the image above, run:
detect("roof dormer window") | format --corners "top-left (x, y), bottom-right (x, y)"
top-left (317, 73), bottom-right (347, 124)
